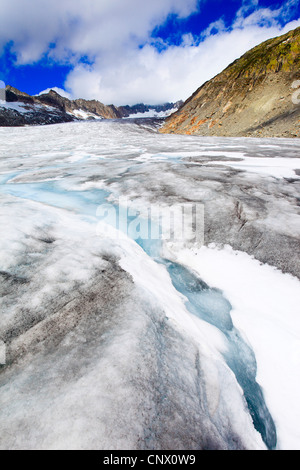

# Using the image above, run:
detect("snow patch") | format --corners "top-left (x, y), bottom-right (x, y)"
top-left (207, 156), bottom-right (300, 179)
top-left (171, 244), bottom-right (300, 450)
top-left (69, 109), bottom-right (103, 120)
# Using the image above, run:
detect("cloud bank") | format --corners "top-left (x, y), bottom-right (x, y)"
top-left (0, 0), bottom-right (299, 104)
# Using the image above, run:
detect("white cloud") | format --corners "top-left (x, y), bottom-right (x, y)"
top-left (35, 87), bottom-right (72, 99)
top-left (0, 0), bottom-right (198, 63)
top-left (65, 14), bottom-right (300, 105)
top-left (0, 0), bottom-right (299, 105)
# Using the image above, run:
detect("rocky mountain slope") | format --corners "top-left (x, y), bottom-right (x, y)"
top-left (160, 27), bottom-right (300, 138)
top-left (0, 86), bottom-right (180, 126)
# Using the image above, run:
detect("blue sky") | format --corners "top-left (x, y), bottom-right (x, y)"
top-left (0, 0), bottom-right (299, 104)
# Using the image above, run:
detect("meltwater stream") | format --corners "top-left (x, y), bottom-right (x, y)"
top-left (162, 261), bottom-right (277, 449)
top-left (138, 241), bottom-right (277, 449)
top-left (0, 177), bottom-right (277, 449)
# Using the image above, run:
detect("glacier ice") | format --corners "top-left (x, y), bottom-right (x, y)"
top-left (0, 120), bottom-right (300, 450)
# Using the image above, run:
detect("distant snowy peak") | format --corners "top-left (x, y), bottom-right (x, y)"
top-left (0, 85), bottom-right (182, 126)
top-left (118, 101), bottom-right (183, 118)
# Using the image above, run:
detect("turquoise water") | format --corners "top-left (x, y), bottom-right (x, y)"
top-left (162, 260), bottom-right (277, 449)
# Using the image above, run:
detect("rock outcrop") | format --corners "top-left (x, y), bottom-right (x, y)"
top-left (160, 27), bottom-right (300, 138)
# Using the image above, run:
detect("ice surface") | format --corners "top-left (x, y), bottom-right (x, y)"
top-left (0, 194), bottom-right (264, 450)
top-left (0, 120), bottom-right (299, 450)
top-left (207, 155), bottom-right (300, 179)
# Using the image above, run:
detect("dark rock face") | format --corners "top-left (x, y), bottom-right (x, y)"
top-left (0, 102), bottom-right (74, 127)
top-left (6, 86), bottom-right (35, 104)
top-left (35, 89), bottom-right (70, 111)
top-left (160, 27), bottom-right (300, 138)
top-left (1, 88), bottom-right (77, 126)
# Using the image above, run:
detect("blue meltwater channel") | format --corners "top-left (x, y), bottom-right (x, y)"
top-left (160, 261), bottom-right (277, 449)
top-left (138, 236), bottom-right (277, 449)
top-left (1, 179), bottom-right (277, 449)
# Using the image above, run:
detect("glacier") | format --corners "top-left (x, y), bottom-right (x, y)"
top-left (0, 119), bottom-right (300, 450)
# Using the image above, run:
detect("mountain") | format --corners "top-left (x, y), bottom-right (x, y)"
top-left (160, 27), bottom-right (300, 138)
top-left (118, 101), bottom-right (183, 117)
top-left (0, 86), bottom-right (122, 126)
top-left (0, 86), bottom-right (180, 126)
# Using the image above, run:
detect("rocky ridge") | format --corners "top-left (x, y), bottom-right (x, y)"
top-left (0, 85), bottom-right (180, 126)
top-left (160, 27), bottom-right (300, 138)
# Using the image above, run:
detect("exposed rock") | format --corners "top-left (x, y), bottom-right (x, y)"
top-left (71, 98), bottom-right (122, 119)
top-left (0, 100), bottom-right (74, 127)
top-left (160, 27), bottom-right (300, 138)
top-left (36, 90), bottom-right (123, 118)
top-left (5, 85), bottom-right (35, 104)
